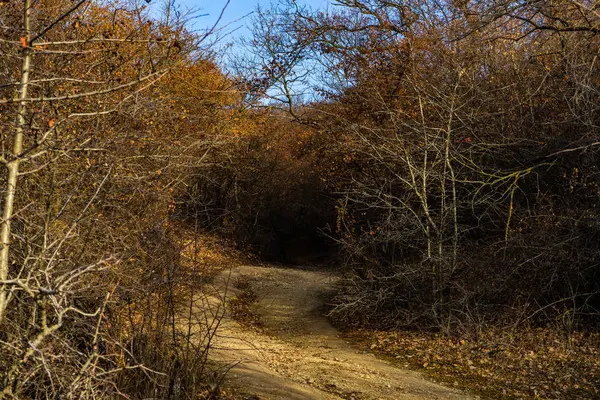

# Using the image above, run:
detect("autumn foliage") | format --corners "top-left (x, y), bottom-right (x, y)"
top-left (0, 0), bottom-right (238, 398)
top-left (1, 0), bottom-right (599, 398)
top-left (229, 0), bottom-right (600, 330)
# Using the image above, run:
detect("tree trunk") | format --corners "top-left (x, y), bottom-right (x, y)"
top-left (0, 0), bottom-right (32, 324)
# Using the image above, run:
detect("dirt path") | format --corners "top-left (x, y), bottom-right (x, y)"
top-left (209, 264), bottom-right (476, 400)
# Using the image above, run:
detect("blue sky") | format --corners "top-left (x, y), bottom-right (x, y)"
top-left (171, 0), bottom-right (330, 36)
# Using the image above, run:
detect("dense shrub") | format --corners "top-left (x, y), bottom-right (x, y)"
top-left (236, 0), bottom-right (600, 334)
top-left (181, 114), bottom-right (339, 263)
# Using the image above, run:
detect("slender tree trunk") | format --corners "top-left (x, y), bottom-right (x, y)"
top-left (0, 0), bottom-right (32, 324)
top-left (445, 97), bottom-right (458, 272)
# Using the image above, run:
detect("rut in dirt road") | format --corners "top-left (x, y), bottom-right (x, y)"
top-left (209, 264), bottom-right (477, 400)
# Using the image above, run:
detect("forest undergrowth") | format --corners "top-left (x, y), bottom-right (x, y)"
top-left (344, 327), bottom-right (600, 400)
top-left (187, 0), bottom-right (600, 398)
top-left (1, 0), bottom-right (599, 398)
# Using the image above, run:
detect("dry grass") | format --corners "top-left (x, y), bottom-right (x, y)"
top-left (172, 222), bottom-right (254, 278)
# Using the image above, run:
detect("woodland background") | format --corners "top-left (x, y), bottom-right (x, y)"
top-left (0, 0), bottom-right (598, 398)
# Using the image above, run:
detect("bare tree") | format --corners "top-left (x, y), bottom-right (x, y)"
top-left (0, 0), bottom-right (237, 397)
top-left (242, 0), bottom-right (600, 333)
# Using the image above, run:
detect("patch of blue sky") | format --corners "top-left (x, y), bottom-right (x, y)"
top-left (150, 1), bottom-right (330, 45)
top-left (149, 0), bottom-right (336, 103)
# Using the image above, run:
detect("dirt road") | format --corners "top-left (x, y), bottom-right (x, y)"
top-left (209, 264), bottom-right (476, 400)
